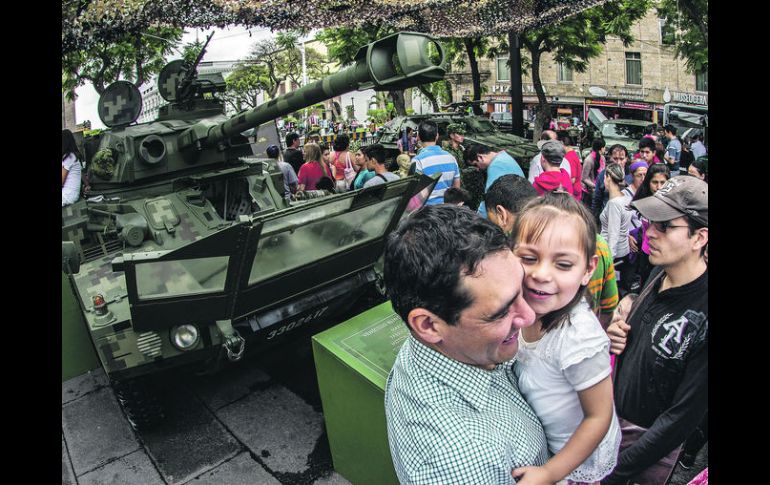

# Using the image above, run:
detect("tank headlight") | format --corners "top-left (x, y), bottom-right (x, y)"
top-left (171, 325), bottom-right (200, 351)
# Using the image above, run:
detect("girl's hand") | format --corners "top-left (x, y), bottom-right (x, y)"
top-left (511, 466), bottom-right (556, 485)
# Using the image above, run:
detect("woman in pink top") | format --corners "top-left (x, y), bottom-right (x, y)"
top-left (297, 143), bottom-right (335, 191)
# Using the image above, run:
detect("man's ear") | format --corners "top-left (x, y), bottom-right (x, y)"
top-left (406, 308), bottom-right (445, 344)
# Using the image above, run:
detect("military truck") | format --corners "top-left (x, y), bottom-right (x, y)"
top-left (581, 108), bottom-right (653, 158)
top-left (61, 32), bottom-right (445, 429)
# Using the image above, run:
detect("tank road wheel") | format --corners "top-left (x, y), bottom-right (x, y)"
top-left (111, 377), bottom-right (165, 431)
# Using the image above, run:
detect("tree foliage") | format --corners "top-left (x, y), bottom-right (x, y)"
top-left (443, 36), bottom-right (509, 114)
top-left (62, 26), bottom-right (183, 100)
top-left (657, 0), bottom-right (707, 73)
top-left (521, 0), bottom-right (651, 139)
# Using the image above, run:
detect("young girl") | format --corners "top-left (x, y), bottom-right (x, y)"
top-left (510, 192), bottom-right (620, 485)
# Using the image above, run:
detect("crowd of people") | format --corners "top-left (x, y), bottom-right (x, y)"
top-left (271, 119), bottom-right (708, 485)
top-left (370, 121), bottom-right (706, 484)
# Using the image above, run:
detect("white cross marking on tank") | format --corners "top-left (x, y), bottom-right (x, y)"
top-left (102, 94), bottom-right (127, 120)
top-left (150, 200), bottom-right (176, 223)
top-left (163, 72), bottom-right (182, 98)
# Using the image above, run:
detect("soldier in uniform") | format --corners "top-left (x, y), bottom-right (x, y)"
top-left (442, 123), bottom-right (484, 211)
top-left (442, 123), bottom-right (467, 169)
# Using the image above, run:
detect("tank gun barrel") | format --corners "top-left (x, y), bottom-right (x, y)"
top-left (178, 32), bottom-right (445, 150)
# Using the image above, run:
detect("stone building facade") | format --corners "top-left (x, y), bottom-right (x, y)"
top-left (450, 9), bottom-right (707, 124)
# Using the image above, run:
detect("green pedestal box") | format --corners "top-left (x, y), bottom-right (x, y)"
top-left (312, 302), bottom-right (408, 485)
top-left (62, 273), bottom-right (100, 382)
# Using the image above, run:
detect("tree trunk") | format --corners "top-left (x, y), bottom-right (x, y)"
top-left (463, 38), bottom-right (483, 115)
top-left (417, 85), bottom-right (441, 113)
top-left (444, 80), bottom-right (454, 104)
top-left (529, 47), bottom-right (550, 142)
top-left (389, 90), bottom-right (407, 116)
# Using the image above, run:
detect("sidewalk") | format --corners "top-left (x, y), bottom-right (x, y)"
top-left (62, 337), bottom-right (352, 485)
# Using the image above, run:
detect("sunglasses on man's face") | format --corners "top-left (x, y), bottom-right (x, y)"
top-left (643, 218), bottom-right (689, 233)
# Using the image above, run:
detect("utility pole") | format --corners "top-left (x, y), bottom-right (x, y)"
top-left (508, 31), bottom-right (525, 137)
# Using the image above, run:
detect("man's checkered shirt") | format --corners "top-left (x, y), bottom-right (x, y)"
top-left (385, 335), bottom-right (549, 484)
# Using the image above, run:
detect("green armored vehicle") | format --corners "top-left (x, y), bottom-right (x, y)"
top-left (62, 32), bottom-right (444, 428)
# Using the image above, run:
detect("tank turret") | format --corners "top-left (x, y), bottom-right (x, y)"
top-left (85, 32), bottom-right (445, 192)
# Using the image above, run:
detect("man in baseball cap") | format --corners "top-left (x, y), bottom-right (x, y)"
top-left (603, 175), bottom-right (708, 485)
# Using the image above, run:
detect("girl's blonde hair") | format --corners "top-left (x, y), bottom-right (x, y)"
top-left (511, 192), bottom-right (597, 332)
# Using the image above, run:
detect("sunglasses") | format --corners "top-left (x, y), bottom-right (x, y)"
top-left (643, 218), bottom-right (689, 233)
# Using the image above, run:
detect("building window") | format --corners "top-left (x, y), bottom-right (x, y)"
top-left (659, 18), bottom-right (676, 45)
top-left (497, 58), bottom-right (510, 82)
top-left (558, 62), bottom-right (573, 82)
top-left (696, 70), bottom-right (708, 92)
top-left (625, 52), bottom-right (642, 85)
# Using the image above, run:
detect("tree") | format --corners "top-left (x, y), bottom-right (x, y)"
top-left (62, 27), bottom-right (183, 100)
top-left (656, 0), bottom-right (707, 74)
top-left (317, 25), bottom-right (411, 116)
top-left (521, 0), bottom-right (651, 140)
top-left (274, 31), bottom-right (329, 87)
top-left (441, 36), bottom-right (508, 114)
top-left (224, 63), bottom-right (271, 112)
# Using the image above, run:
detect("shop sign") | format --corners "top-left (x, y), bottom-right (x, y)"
top-left (617, 87), bottom-right (647, 100)
top-left (586, 98), bottom-right (619, 107)
top-left (671, 92), bottom-right (708, 106)
top-left (621, 101), bottom-right (653, 110)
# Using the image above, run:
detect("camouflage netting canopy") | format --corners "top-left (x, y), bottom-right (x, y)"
top-left (63, 0), bottom-right (612, 55)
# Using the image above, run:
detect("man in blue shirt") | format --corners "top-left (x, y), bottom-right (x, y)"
top-left (663, 124), bottom-right (682, 175)
top-left (469, 144), bottom-right (525, 217)
top-left (412, 120), bottom-right (461, 205)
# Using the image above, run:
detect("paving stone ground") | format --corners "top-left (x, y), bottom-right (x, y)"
top-left (62, 333), bottom-right (352, 485)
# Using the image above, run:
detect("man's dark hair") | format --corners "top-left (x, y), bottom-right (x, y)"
top-left (638, 137), bottom-right (656, 152)
top-left (266, 145), bottom-right (280, 159)
top-left (485, 174), bottom-right (538, 215)
top-left (443, 187), bottom-right (471, 205)
top-left (285, 132), bottom-right (300, 147)
top-left (559, 135), bottom-right (573, 146)
top-left (663, 124), bottom-right (677, 135)
top-left (333, 133), bottom-right (350, 151)
top-left (685, 217), bottom-right (708, 256)
top-left (418, 120), bottom-right (439, 142)
top-left (474, 145), bottom-right (493, 156)
top-left (384, 205), bottom-right (509, 326)
top-left (362, 143), bottom-right (386, 165)
top-left (464, 144), bottom-right (483, 165)
top-left (539, 131), bottom-right (552, 141)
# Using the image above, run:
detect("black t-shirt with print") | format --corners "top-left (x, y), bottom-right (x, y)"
top-left (610, 266), bottom-right (708, 481)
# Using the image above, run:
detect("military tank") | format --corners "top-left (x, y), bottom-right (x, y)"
top-left (62, 32), bottom-right (445, 429)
